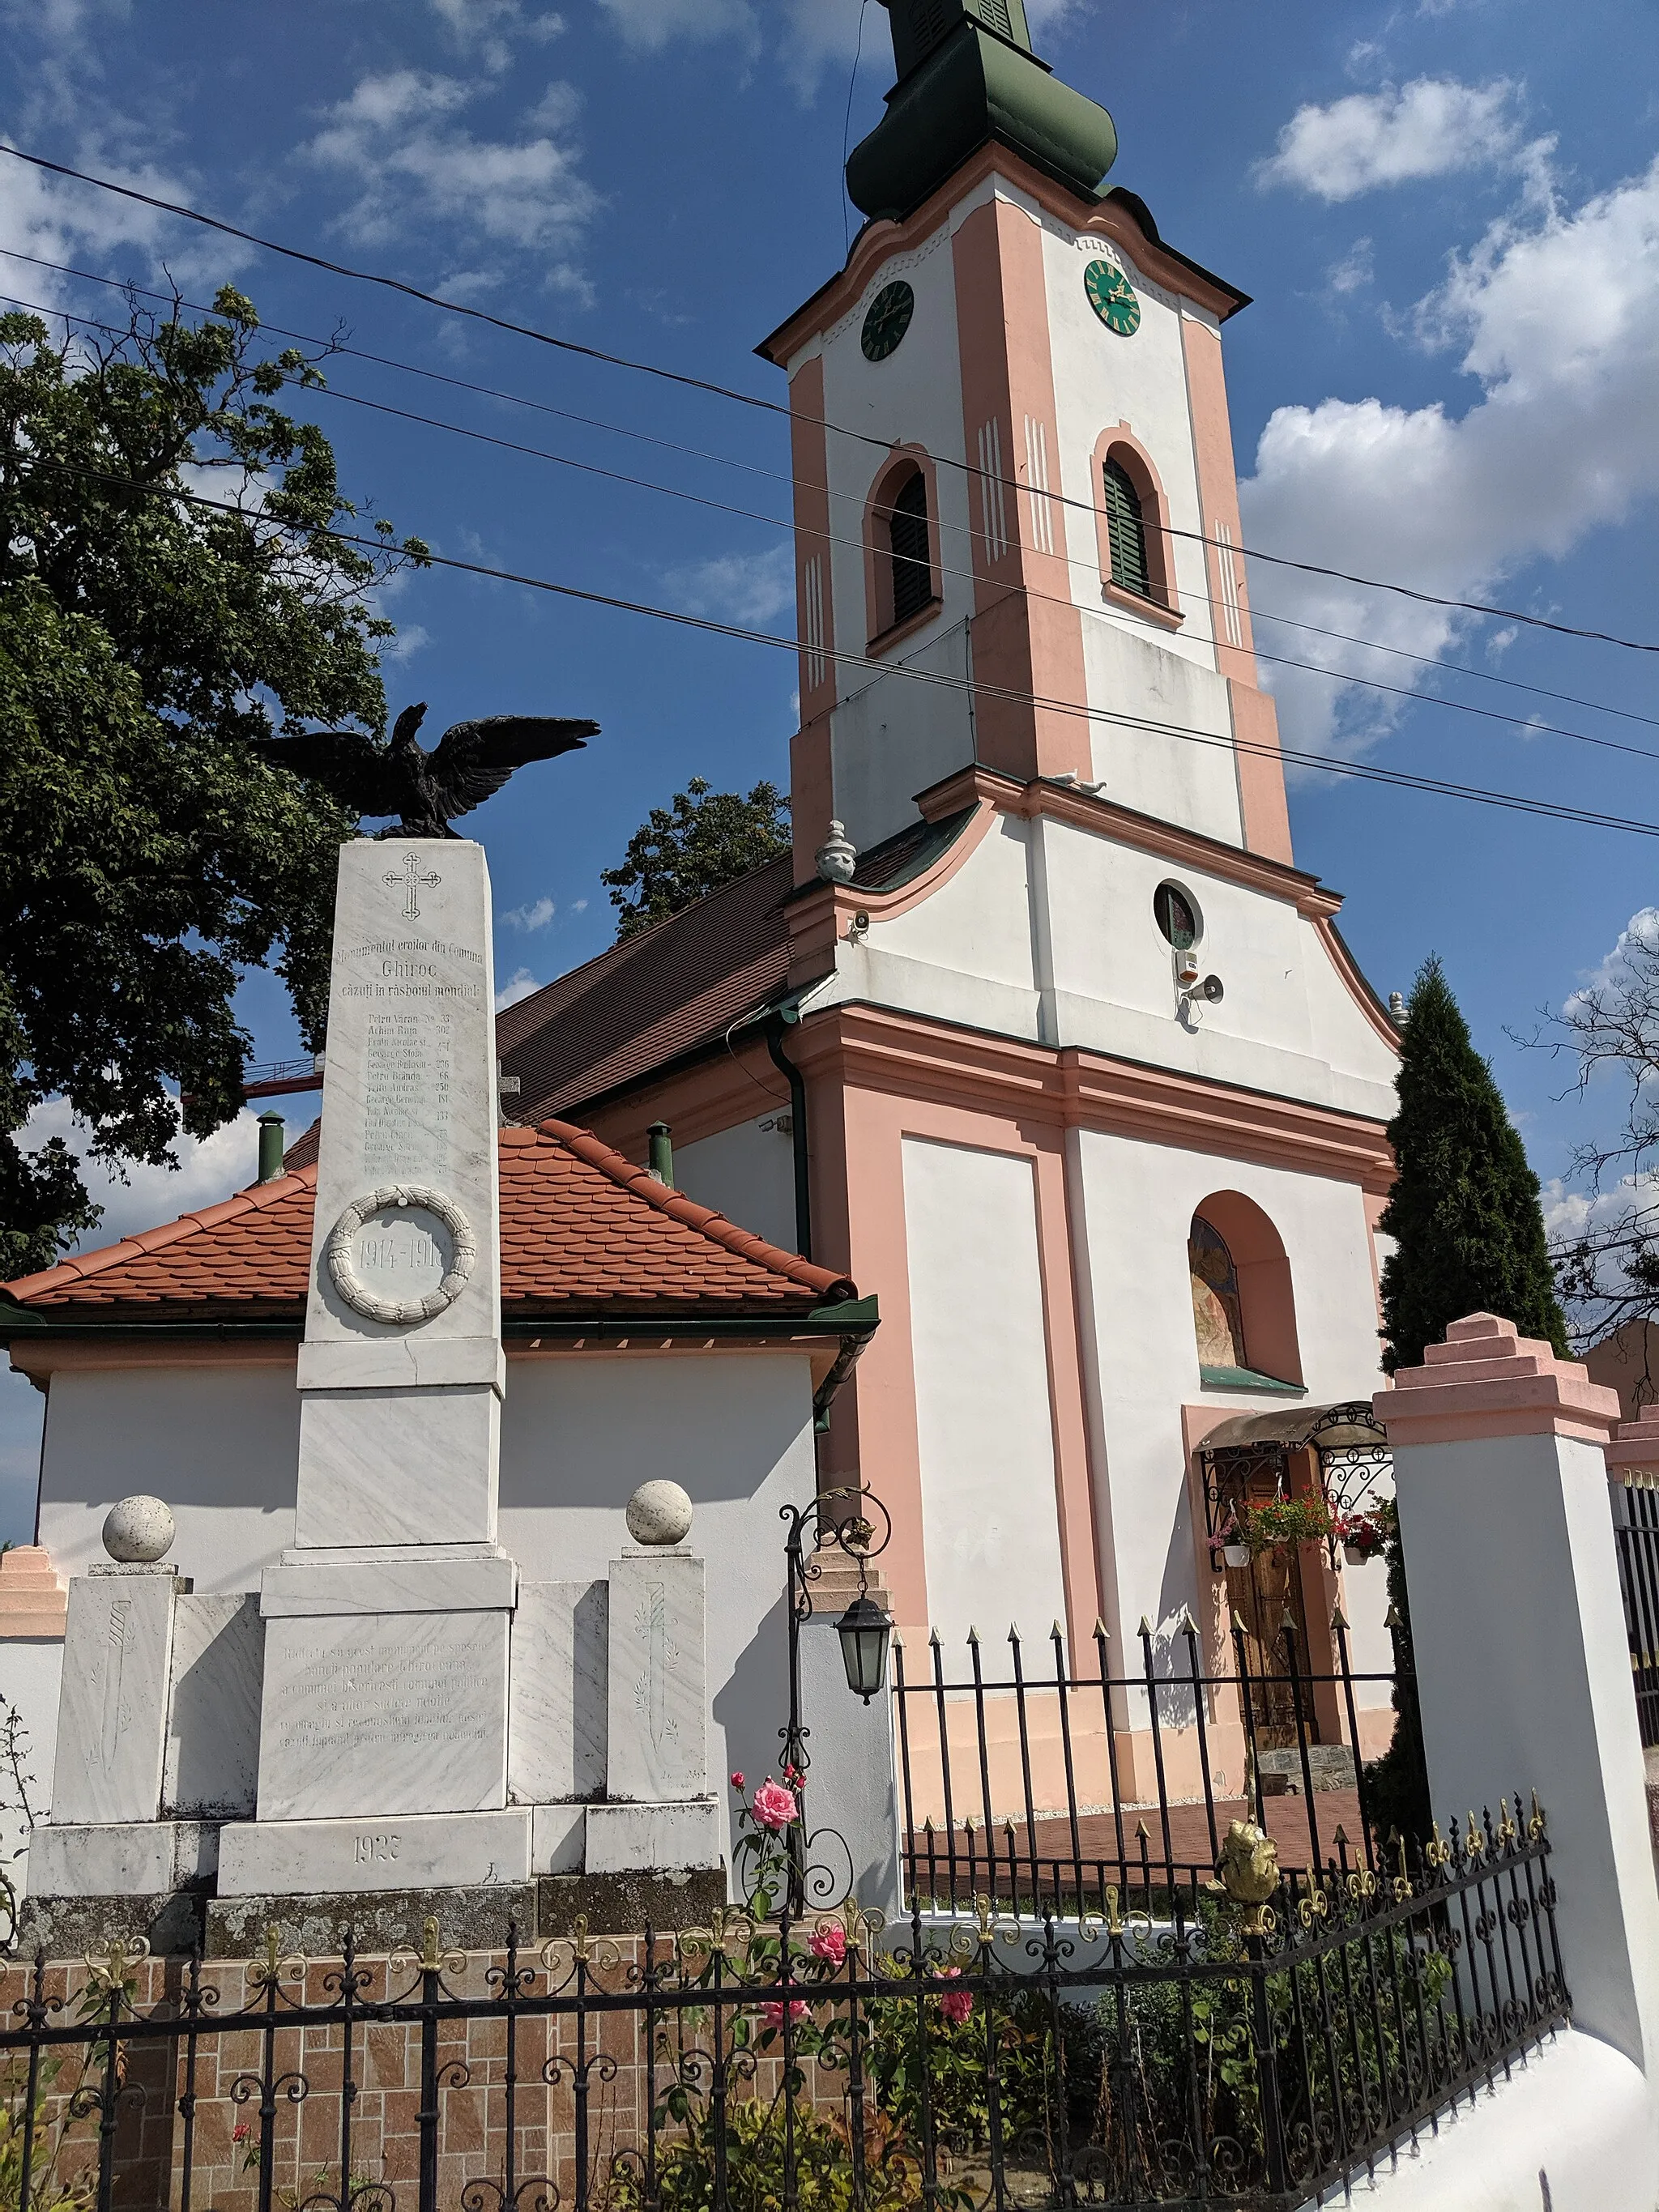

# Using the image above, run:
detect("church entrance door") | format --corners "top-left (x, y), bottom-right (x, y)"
top-left (1223, 1536), bottom-right (1317, 1750)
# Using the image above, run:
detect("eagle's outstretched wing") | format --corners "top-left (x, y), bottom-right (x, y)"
top-left (426, 715), bottom-right (598, 816)
top-left (253, 730), bottom-right (398, 819)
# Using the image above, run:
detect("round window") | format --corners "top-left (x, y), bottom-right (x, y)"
top-left (1154, 881), bottom-right (1200, 952)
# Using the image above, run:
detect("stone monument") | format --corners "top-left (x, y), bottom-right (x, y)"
top-left (23, 837), bottom-right (723, 1957)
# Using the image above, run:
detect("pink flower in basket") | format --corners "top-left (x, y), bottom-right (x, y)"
top-left (759, 1998), bottom-right (812, 2029)
top-left (751, 1777), bottom-right (799, 1831)
top-left (935, 1967), bottom-right (973, 2025)
top-left (808, 1924), bottom-right (848, 1965)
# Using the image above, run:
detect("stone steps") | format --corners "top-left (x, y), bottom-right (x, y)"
top-left (0, 1545), bottom-right (66, 1639)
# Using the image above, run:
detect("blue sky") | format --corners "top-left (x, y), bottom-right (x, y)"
top-left (3, 0), bottom-right (1658, 1528)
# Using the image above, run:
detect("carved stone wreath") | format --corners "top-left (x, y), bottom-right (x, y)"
top-left (326, 1184), bottom-right (476, 1325)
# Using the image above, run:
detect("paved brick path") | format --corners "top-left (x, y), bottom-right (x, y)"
top-left (908, 1789), bottom-right (1371, 1907)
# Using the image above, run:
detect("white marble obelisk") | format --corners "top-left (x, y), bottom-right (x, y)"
top-left (221, 838), bottom-right (523, 1886)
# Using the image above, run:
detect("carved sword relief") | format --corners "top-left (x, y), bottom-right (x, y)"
top-left (100, 1598), bottom-right (133, 1767)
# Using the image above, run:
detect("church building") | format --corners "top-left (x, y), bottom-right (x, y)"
top-left (494, 0), bottom-right (1402, 1720)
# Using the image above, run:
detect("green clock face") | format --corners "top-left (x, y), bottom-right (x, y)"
top-left (1084, 259), bottom-right (1141, 336)
top-left (861, 279), bottom-right (915, 363)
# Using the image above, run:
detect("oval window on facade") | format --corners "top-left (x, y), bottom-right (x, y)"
top-left (1154, 881), bottom-right (1200, 952)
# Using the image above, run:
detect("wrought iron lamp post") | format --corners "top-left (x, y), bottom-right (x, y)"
top-left (777, 1483), bottom-right (893, 1911)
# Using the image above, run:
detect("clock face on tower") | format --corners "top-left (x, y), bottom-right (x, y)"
top-left (1084, 259), bottom-right (1141, 337)
top-left (861, 279), bottom-right (915, 362)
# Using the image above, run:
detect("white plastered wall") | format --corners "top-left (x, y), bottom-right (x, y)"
top-left (498, 1349), bottom-right (821, 1857)
top-left (1067, 1128), bottom-right (1391, 1703)
top-left (825, 813), bottom-right (1398, 1121)
top-left (672, 1115), bottom-right (799, 1256)
top-left (899, 1136), bottom-right (1067, 1648)
top-left (808, 190), bottom-right (979, 855)
top-left (36, 1362), bottom-right (301, 1592)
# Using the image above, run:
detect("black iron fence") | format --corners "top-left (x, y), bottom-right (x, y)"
top-left (1612, 1472), bottom-right (1659, 1749)
top-left (892, 1611), bottom-right (1403, 1922)
top-left (1, 1804), bottom-right (1566, 2212)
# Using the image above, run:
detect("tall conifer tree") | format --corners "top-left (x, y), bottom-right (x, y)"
top-left (1378, 957), bottom-right (1568, 1372)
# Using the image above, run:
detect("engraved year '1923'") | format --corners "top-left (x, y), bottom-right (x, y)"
top-left (354, 1832), bottom-right (400, 1865)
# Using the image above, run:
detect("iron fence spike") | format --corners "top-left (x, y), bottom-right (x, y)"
top-left (928, 1626), bottom-right (941, 1647)
top-left (1009, 1622), bottom-right (1020, 1641)
top-left (1051, 1617), bottom-right (1065, 1639)
top-left (1135, 1818), bottom-right (1150, 1841)
top-left (967, 1624), bottom-right (980, 1644)
top-left (1094, 1617), bottom-right (1110, 1640)
top-left (1330, 1604), bottom-right (1349, 1632)
top-left (1137, 1614), bottom-right (1153, 1639)
top-left (1384, 1603), bottom-right (1403, 1629)
top-left (1333, 1824), bottom-right (1349, 1846)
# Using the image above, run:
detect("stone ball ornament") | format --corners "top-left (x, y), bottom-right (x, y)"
top-left (326, 1184), bottom-right (476, 1326)
top-left (625, 1480), bottom-right (694, 1546)
top-left (102, 1494), bottom-right (176, 1564)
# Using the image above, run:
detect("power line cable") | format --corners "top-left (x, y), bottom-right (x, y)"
top-left (6, 140), bottom-right (1657, 655)
top-left (10, 245), bottom-right (1657, 733)
top-left (11, 279), bottom-right (1653, 771)
top-left (28, 450), bottom-right (1659, 842)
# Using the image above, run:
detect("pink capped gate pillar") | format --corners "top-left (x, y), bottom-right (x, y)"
top-left (1376, 1313), bottom-right (1659, 2079)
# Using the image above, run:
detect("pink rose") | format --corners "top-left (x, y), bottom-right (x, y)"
top-left (729, 1771), bottom-right (746, 1791)
top-left (808, 1924), bottom-right (847, 1965)
top-left (936, 1967), bottom-right (973, 2026)
top-left (750, 1778), bottom-right (798, 1831)
top-left (759, 1998), bottom-right (811, 2029)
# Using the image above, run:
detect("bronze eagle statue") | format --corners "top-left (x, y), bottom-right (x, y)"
top-left (254, 701), bottom-right (598, 838)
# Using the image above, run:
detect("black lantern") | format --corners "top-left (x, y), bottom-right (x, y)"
top-left (835, 1592), bottom-right (891, 1703)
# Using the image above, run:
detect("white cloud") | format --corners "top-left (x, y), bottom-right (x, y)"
top-left (1565, 908), bottom-right (1659, 1013)
top-left (15, 1096), bottom-right (271, 1254)
top-left (495, 967), bottom-right (542, 1009)
top-left (381, 623), bottom-right (431, 663)
top-left (301, 71), bottom-right (598, 276)
top-left (1238, 154), bottom-right (1659, 760)
top-left (0, 144), bottom-right (249, 312)
top-left (596, 0), bottom-right (753, 53)
top-left (1325, 237), bottom-right (1374, 295)
top-left (1256, 78), bottom-right (1522, 202)
top-left (504, 895), bottom-right (556, 930)
top-left (665, 542), bottom-right (793, 626)
top-left (571, 897), bottom-right (588, 913)
top-left (595, 0), bottom-right (1082, 92)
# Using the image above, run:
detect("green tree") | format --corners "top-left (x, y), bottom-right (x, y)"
top-left (0, 289), bottom-right (426, 1277)
top-left (1368, 957), bottom-right (1566, 1845)
top-left (601, 777), bottom-right (790, 940)
top-left (1378, 955), bottom-right (1567, 1374)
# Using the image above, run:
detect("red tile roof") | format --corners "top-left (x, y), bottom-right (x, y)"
top-left (3, 1121), bottom-right (855, 1323)
top-left (494, 855), bottom-right (794, 1123)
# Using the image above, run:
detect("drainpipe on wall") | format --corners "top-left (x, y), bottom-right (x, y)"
top-left (764, 1008), bottom-right (812, 1264)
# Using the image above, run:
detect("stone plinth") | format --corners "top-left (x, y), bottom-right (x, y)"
top-left (49, 1565), bottom-right (183, 1826)
top-left (606, 1548), bottom-right (707, 1803)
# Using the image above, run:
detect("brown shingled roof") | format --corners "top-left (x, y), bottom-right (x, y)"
top-left (495, 855), bottom-right (793, 1124)
top-left (3, 1120), bottom-right (855, 1323)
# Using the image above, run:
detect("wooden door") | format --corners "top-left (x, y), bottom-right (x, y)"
top-left (1225, 1539), bottom-right (1318, 1750)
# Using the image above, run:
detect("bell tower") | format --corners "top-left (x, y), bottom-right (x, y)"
top-left (759, 0), bottom-right (1292, 884)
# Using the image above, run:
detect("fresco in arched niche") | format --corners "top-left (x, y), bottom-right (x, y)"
top-left (1189, 1214), bottom-right (1247, 1371)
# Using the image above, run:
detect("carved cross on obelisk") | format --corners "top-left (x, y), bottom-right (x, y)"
top-left (385, 850), bottom-right (441, 921)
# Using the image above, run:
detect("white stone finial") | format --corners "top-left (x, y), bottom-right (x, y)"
top-left (102, 1494), bottom-right (176, 1564)
top-left (625, 1480), bottom-right (693, 1546)
top-left (815, 820), bottom-right (857, 884)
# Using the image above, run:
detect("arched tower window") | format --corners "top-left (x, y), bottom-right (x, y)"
top-left (888, 469), bottom-right (933, 626)
top-left (1102, 458), bottom-right (1150, 599)
top-left (1188, 1193), bottom-right (1303, 1387)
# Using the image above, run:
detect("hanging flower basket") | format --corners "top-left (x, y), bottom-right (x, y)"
top-left (1334, 1507), bottom-right (1388, 1568)
top-left (1222, 1541), bottom-right (1251, 1569)
top-left (1233, 1496), bottom-right (1335, 1558)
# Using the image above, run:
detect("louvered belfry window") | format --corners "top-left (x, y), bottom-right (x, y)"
top-left (1102, 458), bottom-right (1152, 599)
top-left (888, 471), bottom-right (933, 626)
